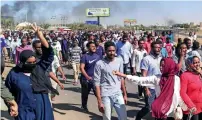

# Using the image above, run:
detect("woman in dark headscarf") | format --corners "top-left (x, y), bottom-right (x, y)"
top-left (114, 58), bottom-right (185, 120)
top-left (5, 24), bottom-right (56, 120)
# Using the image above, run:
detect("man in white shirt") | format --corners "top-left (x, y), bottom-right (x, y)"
top-left (131, 39), bottom-right (147, 98)
top-left (188, 32), bottom-right (194, 44)
top-left (51, 38), bottom-right (62, 61)
top-left (193, 32), bottom-right (197, 41)
top-left (10, 36), bottom-right (20, 63)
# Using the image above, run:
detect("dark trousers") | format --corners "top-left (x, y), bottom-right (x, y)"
top-left (137, 72), bottom-right (143, 97)
top-left (80, 79), bottom-right (96, 108)
top-left (1, 56), bottom-right (5, 74)
top-left (136, 88), bottom-right (156, 120)
top-left (6, 48), bottom-right (11, 59)
top-left (123, 59), bottom-right (133, 75)
top-left (123, 63), bottom-right (128, 74)
top-left (183, 112), bottom-right (202, 120)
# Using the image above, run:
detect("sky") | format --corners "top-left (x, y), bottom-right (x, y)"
top-left (1, 0), bottom-right (202, 26)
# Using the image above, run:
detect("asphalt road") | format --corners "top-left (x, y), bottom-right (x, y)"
top-left (1, 65), bottom-right (147, 120)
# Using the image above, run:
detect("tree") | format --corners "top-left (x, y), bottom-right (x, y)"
top-left (40, 24), bottom-right (51, 30)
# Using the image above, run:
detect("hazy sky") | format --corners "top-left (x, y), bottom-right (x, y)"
top-left (1, 1), bottom-right (202, 26)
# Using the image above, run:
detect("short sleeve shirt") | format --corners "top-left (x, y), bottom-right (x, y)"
top-left (80, 53), bottom-right (100, 80)
top-left (140, 54), bottom-right (162, 89)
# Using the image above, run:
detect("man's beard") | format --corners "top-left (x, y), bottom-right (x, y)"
top-left (107, 54), bottom-right (115, 60)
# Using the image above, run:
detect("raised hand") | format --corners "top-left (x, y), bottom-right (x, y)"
top-left (31, 22), bottom-right (38, 32)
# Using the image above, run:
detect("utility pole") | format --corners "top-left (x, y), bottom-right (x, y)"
top-left (26, 12), bottom-right (27, 22)
top-left (97, 16), bottom-right (100, 26)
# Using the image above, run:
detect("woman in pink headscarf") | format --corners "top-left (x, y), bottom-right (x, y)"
top-left (114, 58), bottom-right (185, 120)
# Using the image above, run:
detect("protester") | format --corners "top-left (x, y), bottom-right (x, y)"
top-left (132, 37), bottom-right (139, 50)
top-left (184, 38), bottom-right (192, 54)
top-left (15, 37), bottom-right (32, 64)
top-left (114, 57), bottom-right (184, 120)
top-left (116, 33), bottom-right (133, 74)
top-left (144, 34), bottom-right (153, 53)
top-left (51, 37), bottom-right (62, 62)
top-left (32, 40), bottom-right (65, 101)
top-left (6, 24), bottom-right (56, 120)
top-left (10, 36), bottom-right (20, 63)
top-left (165, 37), bottom-right (173, 58)
top-left (50, 54), bottom-right (65, 101)
top-left (94, 41), bottom-right (127, 120)
top-left (189, 41), bottom-right (202, 60)
top-left (1, 36), bottom-right (7, 71)
top-left (188, 32), bottom-right (194, 44)
top-left (167, 31), bottom-right (174, 43)
top-left (173, 43), bottom-right (188, 74)
top-left (1, 50), bottom-right (18, 117)
top-left (135, 41), bottom-right (162, 120)
top-left (131, 39), bottom-right (147, 99)
top-left (193, 32), bottom-right (197, 41)
top-left (99, 34), bottom-right (106, 48)
top-left (61, 35), bottom-right (70, 64)
top-left (180, 56), bottom-right (202, 120)
top-left (95, 39), bottom-right (105, 59)
top-left (69, 40), bottom-right (82, 85)
top-left (161, 31), bottom-right (166, 44)
top-left (80, 41), bottom-right (100, 112)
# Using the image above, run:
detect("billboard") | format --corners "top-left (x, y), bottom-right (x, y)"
top-left (124, 19), bottom-right (137, 26)
top-left (124, 19), bottom-right (137, 24)
top-left (85, 21), bottom-right (98, 25)
top-left (86, 8), bottom-right (110, 17)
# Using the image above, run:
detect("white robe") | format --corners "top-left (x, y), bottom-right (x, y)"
top-left (126, 75), bottom-right (187, 116)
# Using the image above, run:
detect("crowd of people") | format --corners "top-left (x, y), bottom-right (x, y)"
top-left (1, 23), bottom-right (202, 120)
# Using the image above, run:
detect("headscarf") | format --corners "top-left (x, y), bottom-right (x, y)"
top-left (17, 50), bottom-right (35, 69)
top-left (185, 55), bottom-right (202, 76)
top-left (151, 58), bottom-right (179, 119)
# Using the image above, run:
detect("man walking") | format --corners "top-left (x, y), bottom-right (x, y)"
top-left (94, 41), bottom-right (127, 120)
top-left (136, 41), bottom-right (162, 120)
top-left (116, 33), bottom-right (133, 74)
top-left (80, 41), bottom-right (100, 112)
top-left (131, 39), bottom-right (147, 99)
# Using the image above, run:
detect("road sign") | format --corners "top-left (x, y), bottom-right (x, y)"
top-left (86, 8), bottom-right (110, 17)
top-left (85, 21), bottom-right (98, 25)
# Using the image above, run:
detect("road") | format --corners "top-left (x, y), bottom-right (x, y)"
top-left (1, 65), bottom-right (148, 120)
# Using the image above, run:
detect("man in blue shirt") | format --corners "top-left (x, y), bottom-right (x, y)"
top-left (116, 33), bottom-right (133, 74)
top-left (136, 41), bottom-right (162, 120)
top-left (80, 41), bottom-right (100, 112)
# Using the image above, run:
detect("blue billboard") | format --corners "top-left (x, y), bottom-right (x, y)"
top-left (85, 21), bottom-right (98, 25)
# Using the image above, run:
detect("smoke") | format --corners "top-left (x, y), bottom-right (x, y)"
top-left (1, 1), bottom-right (137, 25)
top-left (1, 1), bottom-right (74, 24)
top-left (164, 18), bottom-right (176, 26)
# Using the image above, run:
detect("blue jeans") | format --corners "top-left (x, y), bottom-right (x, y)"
top-left (102, 93), bottom-right (127, 120)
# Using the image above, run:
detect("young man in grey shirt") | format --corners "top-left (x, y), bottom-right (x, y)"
top-left (94, 41), bottom-right (127, 120)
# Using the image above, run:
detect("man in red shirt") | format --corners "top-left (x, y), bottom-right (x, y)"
top-left (144, 34), bottom-right (153, 54)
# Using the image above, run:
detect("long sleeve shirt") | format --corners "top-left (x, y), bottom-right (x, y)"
top-left (131, 49), bottom-right (147, 72)
top-left (180, 71), bottom-right (202, 114)
top-left (15, 45), bottom-right (33, 64)
top-left (126, 75), bottom-right (185, 116)
top-left (1, 77), bottom-right (14, 102)
top-left (116, 41), bottom-right (133, 64)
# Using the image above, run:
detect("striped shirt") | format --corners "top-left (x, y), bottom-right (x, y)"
top-left (70, 46), bottom-right (82, 63)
